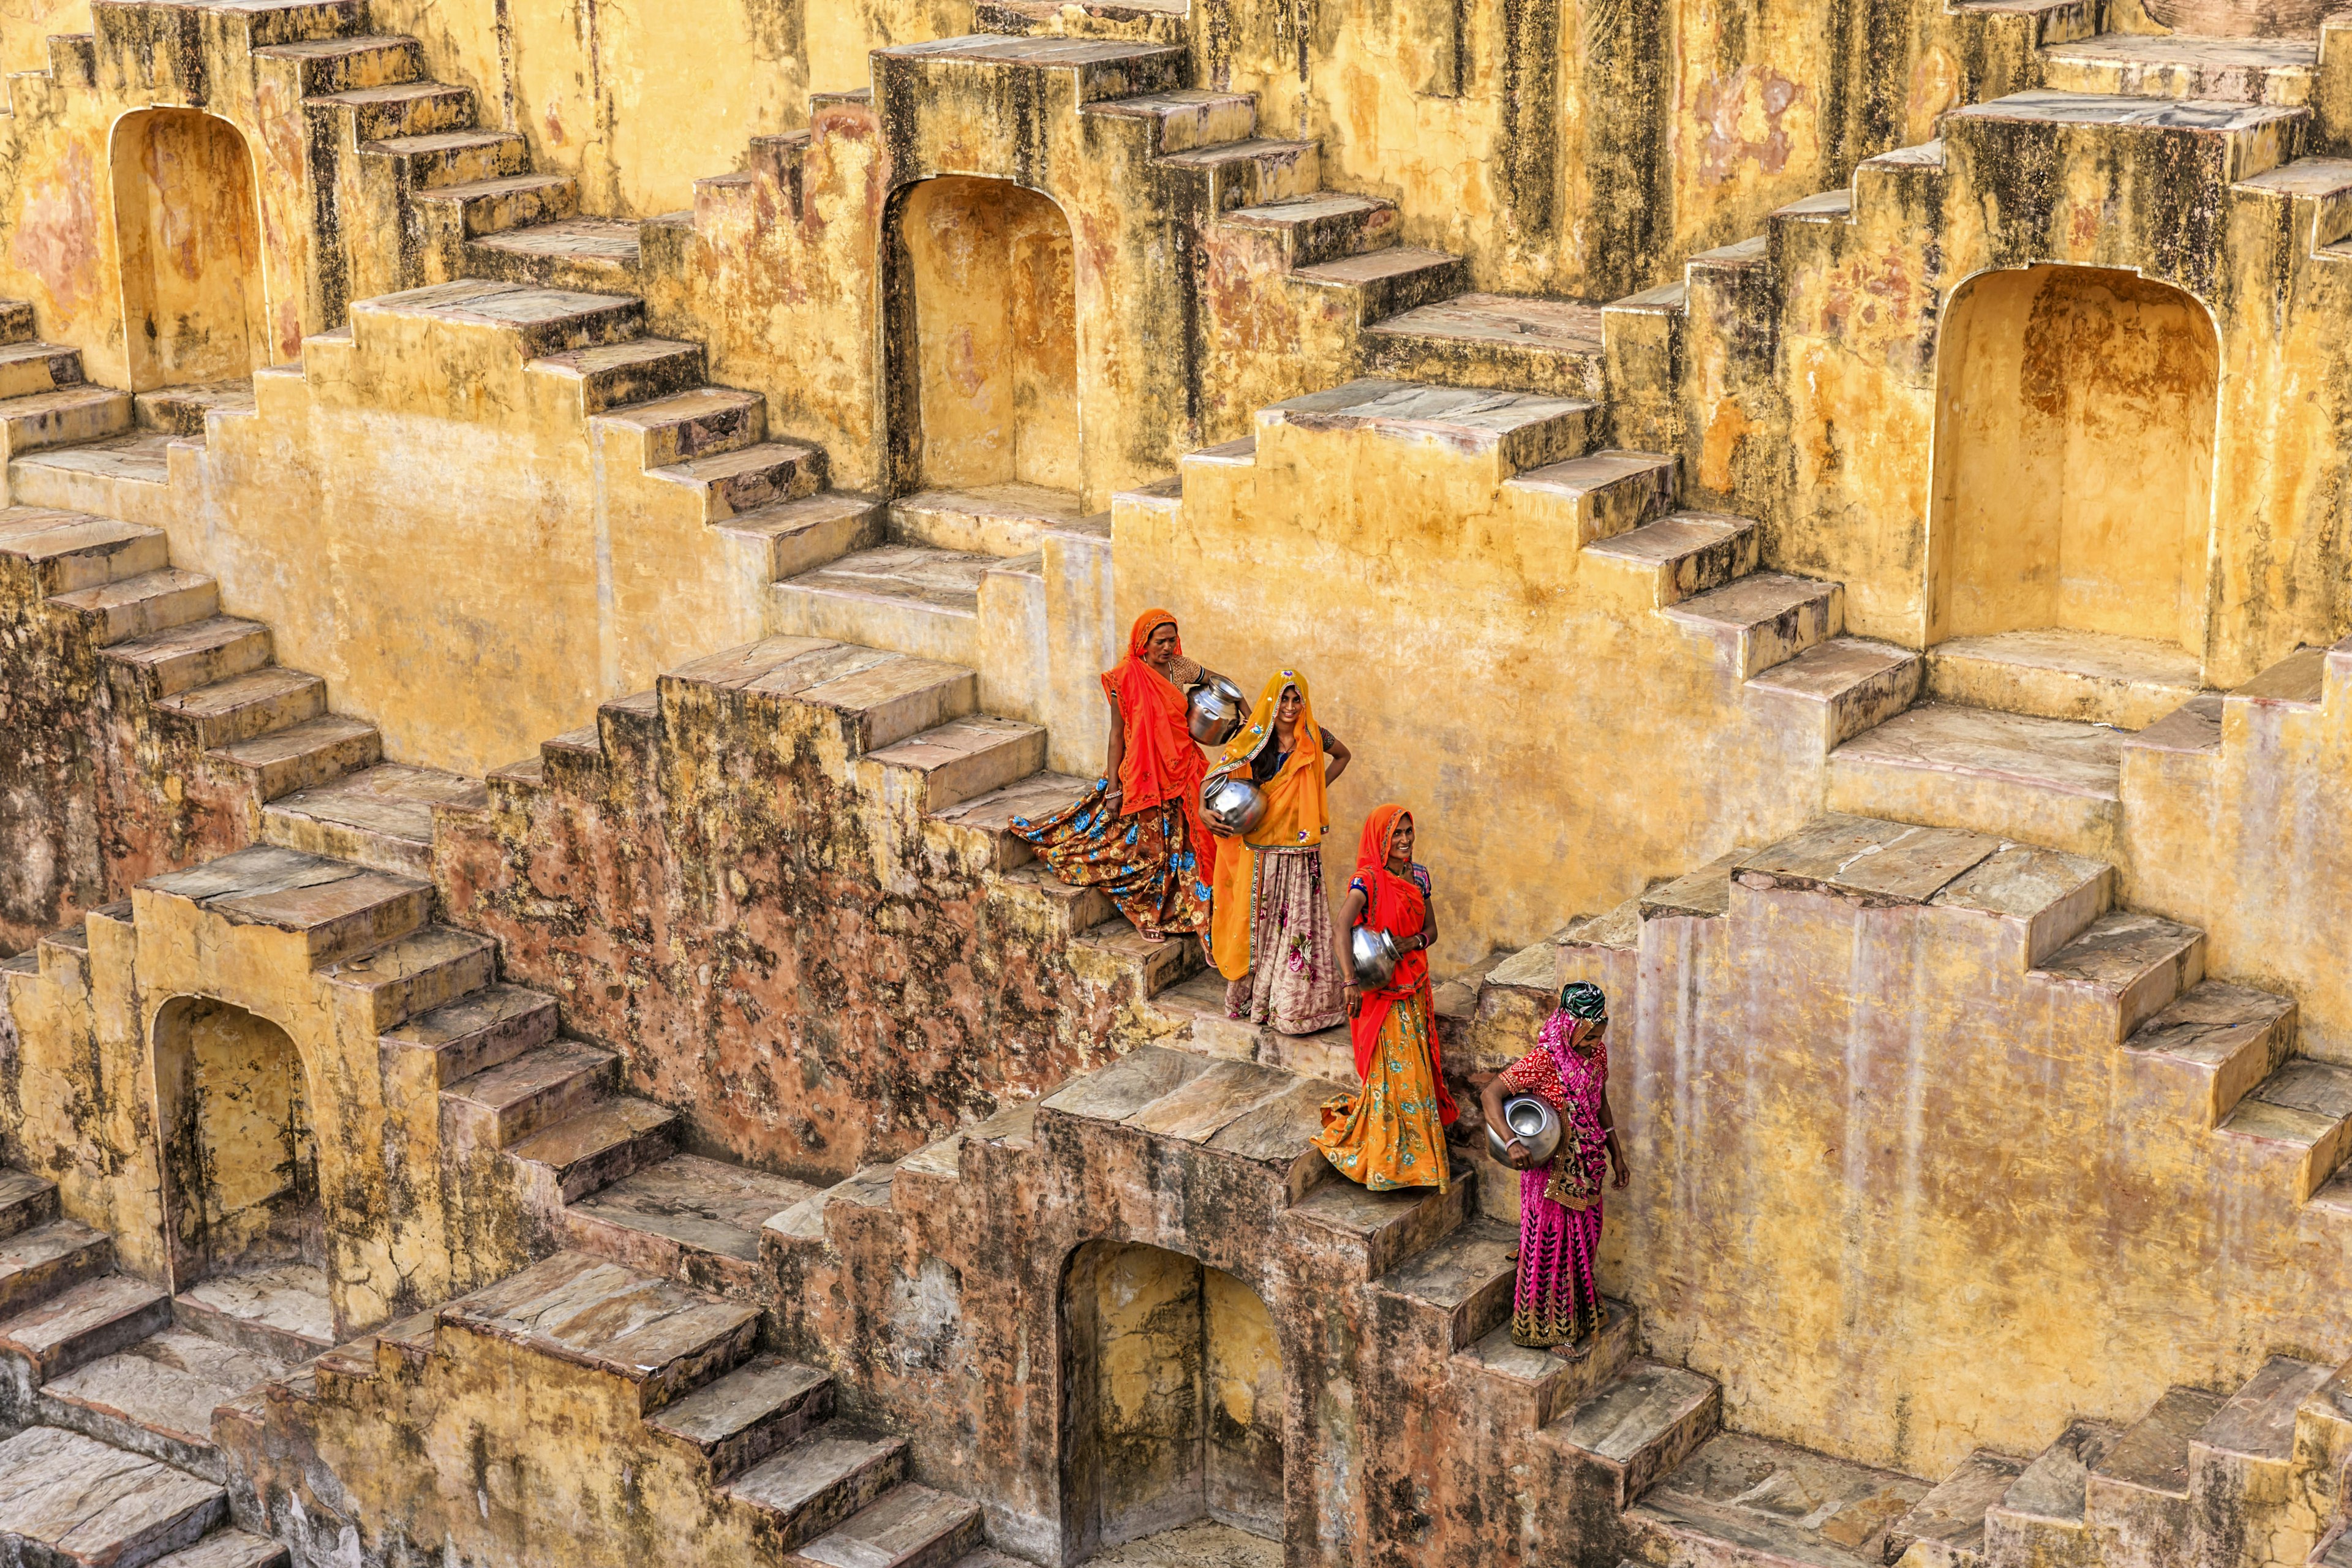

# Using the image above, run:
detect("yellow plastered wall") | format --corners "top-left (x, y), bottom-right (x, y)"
top-left (110, 108), bottom-right (269, 390)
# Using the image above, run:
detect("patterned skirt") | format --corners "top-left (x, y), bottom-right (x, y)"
top-left (1224, 846), bottom-right (1347, 1036)
top-left (1311, 994), bottom-right (1450, 1192)
top-left (1010, 779), bottom-right (1211, 937)
top-left (1512, 1182), bottom-right (1604, 1348)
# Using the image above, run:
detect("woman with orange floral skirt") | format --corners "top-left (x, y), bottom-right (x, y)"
top-left (1011, 608), bottom-right (1224, 941)
top-left (1311, 804), bottom-right (1457, 1191)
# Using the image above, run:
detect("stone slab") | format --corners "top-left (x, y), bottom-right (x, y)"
top-left (570, 1155), bottom-right (820, 1263)
top-left (43, 1329), bottom-right (291, 1447)
top-left (1634, 1430), bottom-right (1930, 1568)
top-left (1887, 1449), bottom-right (2029, 1566)
top-left (1738, 816), bottom-right (2000, 905)
top-left (0, 1425), bottom-right (224, 1567)
top-left (178, 1263), bottom-right (335, 1351)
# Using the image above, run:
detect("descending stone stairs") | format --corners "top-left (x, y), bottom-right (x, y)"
top-left (0, 1168), bottom-right (293, 1568)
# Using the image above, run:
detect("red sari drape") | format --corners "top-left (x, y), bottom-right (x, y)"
top-left (1348, 805), bottom-right (1457, 1123)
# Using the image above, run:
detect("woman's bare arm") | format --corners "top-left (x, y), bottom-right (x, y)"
top-left (1335, 884), bottom-right (1367, 1008)
top-left (1600, 1084), bottom-right (1629, 1186)
top-left (1103, 690), bottom-right (1125, 796)
top-left (1322, 728), bottom-right (1351, 786)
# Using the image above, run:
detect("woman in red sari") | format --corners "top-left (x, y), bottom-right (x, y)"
top-left (1311, 804), bottom-right (1457, 1190)
top-left (1011, 609), bottom-right (1225, 941)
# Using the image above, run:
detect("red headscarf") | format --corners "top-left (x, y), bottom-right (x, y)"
top-left (1349, 804), bottom-right (1456, 1122)
top-left (1101, 609), bottom-right (1209, 847)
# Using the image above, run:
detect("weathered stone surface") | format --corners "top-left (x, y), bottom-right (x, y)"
top-left (0, 1425), bottom-right (224, 1567)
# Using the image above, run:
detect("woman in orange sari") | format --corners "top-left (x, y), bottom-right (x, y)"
top-left (1311, 804), bottom-right (1457, 1190)
top-left (1206, 671), bottom-right (1352, 1035)
top-left (1011, 609), bottom-right (1224, 941)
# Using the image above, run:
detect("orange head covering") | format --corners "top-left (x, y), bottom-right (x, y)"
top-left (1101, 609), bottom-right (1208, 839)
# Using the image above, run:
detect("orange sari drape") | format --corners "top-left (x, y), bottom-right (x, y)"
top-left (1208, 670), bottom-right (1329, 981)
top-left (1102, 609), bottom-right (1209, 850)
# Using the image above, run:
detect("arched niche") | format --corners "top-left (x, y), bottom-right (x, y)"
top-left (1059, 1239), bottom-right (1286, 1559)
top-left (889, 175), bottom-right (1081, 499)
top-left (110, 108), bottom-right (270, 393)
top-left (149, 995), bottom-right (322, 1292)
top-left (1927, 265), bottom-right (2220, 662)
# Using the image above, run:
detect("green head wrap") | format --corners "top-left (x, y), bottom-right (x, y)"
top-left (1559, 982), bottom-right (1608, 1022)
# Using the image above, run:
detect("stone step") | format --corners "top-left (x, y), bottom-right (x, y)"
top-left (1663, 571), bottom-right (1842, 679)
top-left (361, 128), bottom-right (527, 188)
top-left (1924, 629), bottom-right (2207, 731)
top-left (1455, 1296), bottom-right (1638, 1430)
top-left (10, 431), bottom-right (175, 497)
top-left (927, 770), bottom-right (1091, 872)
top-left (724, 1430), bottom-right (910, 1551)
top-left (1286, 1165), bottom-right (1474, 1280)
top-left (316, 921), bottom-right (498, 1033)
top-left (666, 635), bottom-right (979, 756)
top-left (506, 1097), bottom-right (681, 1204)
top-left (0, 341), bottom-right (85, 401)
top-left (0, 383), bottom-right (135, 453)
top-left (1585, 510), bottom-right (1759, 604)
top-left (1077, 88), bottom-right (1257, 154)
top-left (260, 761), bottom-right (486, 878)
top-left (2041, 33), bottom-right (2316, 107)
top-left (0, 300), bottom-right (34, 345)
top-left (40, 1329), bottom-right (292, 1472)
top-left (251, 33), bottom-right (426, 96)
top-left (204, 714), bottom-right (383, 802)
top-left (382, 982), bottom-right (561, 1088)
top-left (887, 483), bottom-right (1087, 557)
top-left (564, 1153), bottom-right (819, 1298)
top-left (1069, 914), bottom-right (1203, 1001)
top-left (2035, 909), bottom-right (2206, 1041)
top-left (1509, 448), bottom-right (1679, 545)
top-left (100, 616), bottom-right (272, 699)
top-left (148, 1529), bottom-right (289, 1568)
top-left (1373, 1216), bottom-right (1517, 1353)
top-left (788, 1483), bottom-right (982, 1568)
top-left (1154, 966), bottom-right (1354, 1084)
top-left (47, 567), bottom-right (218, 647)
top-left (440, 1251), bottom-right (758, 1415)
top-left (2218, 1057), bottom-right (2352, 1199)
top-left (864, 715), bottom-right (1048, 814)
top-left (1159, 136), bottom-right (1321, 211)
top-left (0, 1170), bottom-right (59, 1240)
top-left (1038, 1046), bottom-right (1335, 1203)
top-left (414, 172), bottom-right (579, 239)
top-left (1744, 638), bottom-right (1924, 751)
top-left (132, 381), bottom-right (254, 439)
top-left (594, 385), bottom-right (766, 469)
top-left (469, 217), bottom-right (643, 289)
top-left (1826, 703), bottom-right (2128, 854)
top-left (2086, 1385), bottom-right (2229, 1555)
top-left (645, 1353), bottom-right (833, 1483)
top-left (717, 491), bottom-right (886, 583)
top-left (1222, 192), bottom-right (1401, 268)
top-left (0, 1221), bottom-right (115, 1318)
top-left (151, 666), bottom-right (326, 749)
top-left (1944, 91), bottom-right (2305, 184)
top-left (1292, 247), bottom-right (1468, 320)
top-left (1545, 1358), bottom-right (1723, 1513)
top-left (770, 546), bottom-right (993, 671)
top-left (1986, 1416), bottom-right (2122, 1568)
top-left (533, 336), bottom-right (706, 414)
top-left (2190, 1355), bottom-right (2337, 1547)
top-left (0, 1273), bottom-right (173, 1384)
top-left (2124, 982), bottom-right (2297, 1128)
top-left (352, 282), bottom-right (642, 360)
top-left (1366, 292), bottom-right (1608, 399)
top-left (443, 1037), bottom-right (621, 1147)
top-left (1259, 378), bottom-right (1596, 480)
top-left (172, 1264), bottom-right (336, 1365)
top-left (654, 439), bottom-right (829, 522)
top-left (139, 846), bottom-right (432, 965)
top-left (304, 78), bottom-right (477, 140)
top-left (873, 34), bottom-right (1185, 102)
top-left (0, 1425), bottom-right (225, 1568)
top-left (1629, 1430), bottom-right (1931, 1568)
top-left (1882, 1448), bottom-right (2030, 1568)
top-left (0, 507), bottom-right (165, 595)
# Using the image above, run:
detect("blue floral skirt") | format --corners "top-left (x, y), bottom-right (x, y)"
top-left (1011, 780), bottom-right (1212, 937)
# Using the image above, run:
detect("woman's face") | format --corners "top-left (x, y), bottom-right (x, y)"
top-left (1144, 621), bottom-right (1180, 665)
top-left (1276, 685), bottom-right (1302, 725)
top-left (1575, 1018), bottom-right (1609, 1052)
top-left (1387, 813), bottom-right (1415, 867)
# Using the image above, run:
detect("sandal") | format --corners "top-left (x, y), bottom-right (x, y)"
top-left (1549, 1338), bottom-right (1593, 1362)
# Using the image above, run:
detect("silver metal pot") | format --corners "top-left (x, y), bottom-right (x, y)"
top-left (1486, 1095), bottom-right (1562, 1168)
top-left (1202, 773), bottom-right (1268, 837)
top-left (1187, 676), bottom-right (1247, 746)
top-left (1349, 925), bottom-right (1401, 987)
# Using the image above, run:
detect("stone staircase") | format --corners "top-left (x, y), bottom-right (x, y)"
top-left (247, 1249), bottom-right (993, 1568)
top-left (0, 1169), bottom-right (294, 1568)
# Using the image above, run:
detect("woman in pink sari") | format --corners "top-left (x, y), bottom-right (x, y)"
top-left (1482, 981), bottom-right (1629, 1359)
